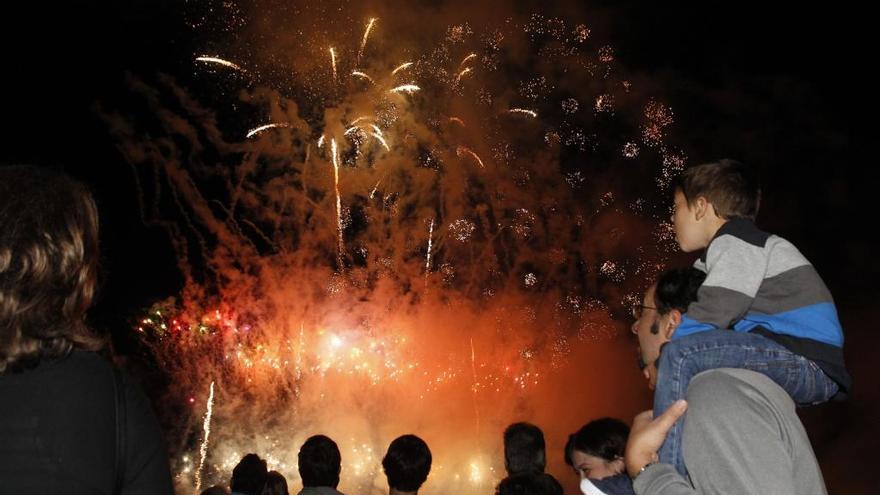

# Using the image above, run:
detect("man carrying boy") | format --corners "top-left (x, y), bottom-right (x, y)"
top-left (652, 159), bottom-right (850, 476)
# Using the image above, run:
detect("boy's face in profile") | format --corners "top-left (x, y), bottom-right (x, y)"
top-left (671, 189), bottom-right (707, 253)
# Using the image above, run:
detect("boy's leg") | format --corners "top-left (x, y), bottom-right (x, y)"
top-left (653, 329), bottom-right (837, 477)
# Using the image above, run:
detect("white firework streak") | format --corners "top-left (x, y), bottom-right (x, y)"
top-left (351, 71), bottom-right (375, 84)
top-left (369, 178), bottom-right (383, 199)
top-left (391, 62), bottom-right (414, 75)
top-left (194, 381), bottom-right (215, 494)
top-left (195, 56), bottom-right (244, 71)
top-left (454, 67), bottom-right (472, 85)
top-left (371, 132), bottom-right (390, 151)
top-left (425, 218), bottom-right (435, 278)
top-left (317, 134), bottom-right (325, 148)
top-left (329, 47), bottom-right (338, 82)
top-left (246, 123), bottom-right (290, 138)
top-left (458, 53), bottom-right (477, 68)
top-left (331, 138), bottom-right (344, 268)
top-left (389, 84), bottom-right (420, 94)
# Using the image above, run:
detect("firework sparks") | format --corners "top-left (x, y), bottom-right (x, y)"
top-left (317, 134), bottom-right (325, 148)
top-left (448, 117), bottom-right (466, 127)
top-left (195, 56), bottom-right (244, 72)
top-left (456, 146), bottom-right (485, 168)
top-left (391, 62), bottom-right (414, 76)
top-left (331, 138), bottom-right (344, 269)
top-left (454, 67), bottom-right (473, 86)
top-left (507, 108), bottom-right (538, 118)
top-left (344, 126), bottom-right (361, 136)
top-left (351, 71), bottom-right (375, 84)
top-left (389, 84), bottom-right (420, 94)
top-left (246, 123), bottom-right (290, 138)
top-left (329, 47), bottom-right (338, 82)
top-left (194, 381), bottom-right (215, 494)
top-left (357, 17), bottom-right (378, 64)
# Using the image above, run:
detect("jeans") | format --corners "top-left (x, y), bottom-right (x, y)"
top-left (654, 329), bottom-right (839, 477)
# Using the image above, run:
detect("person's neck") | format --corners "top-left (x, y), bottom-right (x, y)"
top-left (705, 217), bottom-right (729, 245)
top-left (389, 489), bottom-right (417, 495)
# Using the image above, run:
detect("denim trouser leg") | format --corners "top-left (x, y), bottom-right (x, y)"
top-left (653, 329), bottom-right (839, 477)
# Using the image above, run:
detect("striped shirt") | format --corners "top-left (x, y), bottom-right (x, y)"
top-left (675, 218), bottom-right (851, 396)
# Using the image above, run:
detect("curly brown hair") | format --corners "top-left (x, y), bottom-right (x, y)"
top-left (0, 165), bottom-right (104, 372)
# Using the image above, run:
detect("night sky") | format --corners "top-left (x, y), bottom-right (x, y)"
top-left (3, 1), bottom-right (873, 493)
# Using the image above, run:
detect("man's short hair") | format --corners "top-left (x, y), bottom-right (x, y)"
top-left (503, 422), bottom-right (546, 476)
top-left (298, 435), bottom-right (342, 488)
top-left (495, 472), bottom-right (563, 495)
top-left (564, 418), bottom-right (629, 466)
top-left (382, 434), bottom-right (432, 492)
top-left (654, 267), bottom-right (706, 316)
top-left (672, 159), bottom-right (761, 220)
top-left (230, 453), bottom-right (267, 495)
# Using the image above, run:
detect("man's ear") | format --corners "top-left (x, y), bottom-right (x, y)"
top-left (662, 310), bottom-right (681, 340)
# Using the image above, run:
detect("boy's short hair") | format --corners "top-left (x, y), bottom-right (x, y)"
top-left (503, 422), bottom-right (546, 476)
top-left (563, 418), bottom-right (629, 466)
top-left (654, 267), bottom-right (707, 316)
top-left (673, 159), bottom-right (761, 220)
top-left (298, 435), bottom-right (342, 488)
top-left (382, 434), bottom-right (432, 492)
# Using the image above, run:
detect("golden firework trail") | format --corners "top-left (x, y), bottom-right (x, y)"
top-left (357, 17), bottom-right (378, 64)
top-left (458, 53), bottom-right (477, 68)
top-left (391, 62), bottom-right (414, 76)
top-left (456, 146), bottom-right (485, 168)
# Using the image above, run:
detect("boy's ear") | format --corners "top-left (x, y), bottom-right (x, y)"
top-left (693, 196), bottom-right (709, 221)
top-left (663, 310), bottom-right (681, 339)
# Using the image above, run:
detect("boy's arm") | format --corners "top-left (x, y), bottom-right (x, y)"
top-left (675, 234), bottom-right (766, 338)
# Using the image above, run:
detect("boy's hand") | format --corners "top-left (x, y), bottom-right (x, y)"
top-left (625, 400), bottom-right (688, 478)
